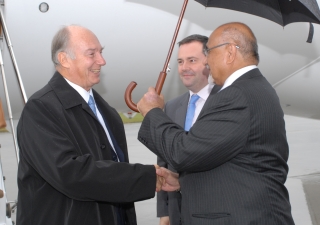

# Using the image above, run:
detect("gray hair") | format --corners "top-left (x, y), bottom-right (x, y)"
top-left (178, 34), bottom-right (209, 55)
top-left (51, 25), bottom-right (76, 66)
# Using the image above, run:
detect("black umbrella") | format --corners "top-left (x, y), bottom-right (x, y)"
top-left (196, 0), bottom-right (320, 42)
top-left (125, 0), bottom-right (320, 111)
top-left (196, 0), bottom-right (320, 26)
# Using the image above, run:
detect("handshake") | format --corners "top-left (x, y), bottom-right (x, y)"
top-left (154, 165), bottom-right (180, 192)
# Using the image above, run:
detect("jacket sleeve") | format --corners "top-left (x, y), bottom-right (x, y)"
top-left (156, 101), bottom-right (170, 217)
top-left (138, 87), bottom-right (250, 172)
top-left (156, 156), bottom-right (169, 217)
top-left (17, 98), bottom-right (156, 203)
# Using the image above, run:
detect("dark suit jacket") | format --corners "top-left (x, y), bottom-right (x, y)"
top-left (139, 69), bottom-right (295, 225)
top-left (157, 92), bottom-right (188, 224)
top-left (157, 85), bottom-right (221, 224)
top-left (17, 72), bottom-right (156, 225)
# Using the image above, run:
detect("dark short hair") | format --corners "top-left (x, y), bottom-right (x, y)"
top-left (177, 34), bottom-right (208, 55)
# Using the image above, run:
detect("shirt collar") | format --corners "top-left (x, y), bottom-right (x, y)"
top-left (64, 78), bottom-right (93, 102)
top-left (188, 83), bottom-right (213, 101)
top-left (220, 65), bottom-right (257, 91)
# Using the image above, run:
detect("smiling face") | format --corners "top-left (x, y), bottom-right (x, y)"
top-left (177, 41), bottom-right (209, 93)
top-left (64, 27), bottom-right (106, 91)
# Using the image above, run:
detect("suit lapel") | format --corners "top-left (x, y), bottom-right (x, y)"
top-left (49, 72), bottom-right (128, 161)
top-left (211, 84), bottom-right (222, 94)
top-left (94, 91), bottom-right (128, 161)
top-left (49, 72), bottom-right (96, 118)
top-left (94, 92), bottom-right (120, 138)
top-left (175, 92), bottom-right (189, 128)
top-left (175, 87), bottom-right (221, 128)
top-left (198, 84), bottom-right (222, 119)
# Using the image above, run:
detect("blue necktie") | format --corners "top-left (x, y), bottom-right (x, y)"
top-left (88, 95), bottom-right (97, 116)
top-left (88, 95), bottom-right (125, 162)
top-left (184, 94), bottom-right (200, 131)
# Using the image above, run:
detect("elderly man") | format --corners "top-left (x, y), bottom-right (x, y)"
top-left (17, 25), bottom-right (171, 225)
top-left (137, 22), bottom-right (295, 225)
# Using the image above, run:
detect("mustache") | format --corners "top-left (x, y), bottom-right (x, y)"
top-left (181, 70), bottom-right (195, 76)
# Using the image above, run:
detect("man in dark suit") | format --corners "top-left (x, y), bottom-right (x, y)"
top-left (137, 22), bottom-right (295, 224)
top-left (16, 25), bottom-right (166, 225)
top-left (157, 34), bottom-right (220, 225)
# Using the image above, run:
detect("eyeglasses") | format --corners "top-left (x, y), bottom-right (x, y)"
top-left (204, 42), bottom-right (240, 56)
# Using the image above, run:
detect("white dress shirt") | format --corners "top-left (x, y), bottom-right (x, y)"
top-left (188, 83), bottom-right (214, 126)
top-left (65, 78), bottom-right (119, 161)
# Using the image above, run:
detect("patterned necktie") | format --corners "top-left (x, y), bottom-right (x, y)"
top-left (184, 94), bottom-right (200, 131)
top-left (88, 95), bottom-right (97, 116)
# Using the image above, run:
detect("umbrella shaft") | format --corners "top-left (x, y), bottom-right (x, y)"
top-left (162, 0), bottom-right (189, 73)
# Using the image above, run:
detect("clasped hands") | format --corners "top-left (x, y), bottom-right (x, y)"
top-left (155, 165), bottom-right (180, 192)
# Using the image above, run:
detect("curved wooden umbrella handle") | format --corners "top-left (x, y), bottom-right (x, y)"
top-left (124, 71), bottom-right (167, 112)
top-left (124, 81), bottom-right (138, 111)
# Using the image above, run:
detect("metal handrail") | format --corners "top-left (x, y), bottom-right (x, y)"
top-left (0, 6), bottom-right (27, 164)
top-left (0, 4), bottom-right (25, 224)
top-left (0, 51), bottom-right (19, 163)
top-left (0, 7), bottom-right (27, 104)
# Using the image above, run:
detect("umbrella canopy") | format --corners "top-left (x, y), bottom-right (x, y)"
top-left (195, 0), bottom-right (320, 26)
top-left (125, 0), bottom-right (320, 112)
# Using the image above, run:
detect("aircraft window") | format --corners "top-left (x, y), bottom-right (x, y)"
top-left (39, 2), bottom-right (49, 13)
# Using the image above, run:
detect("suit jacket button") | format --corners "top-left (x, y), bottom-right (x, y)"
top-left (100, 144), bottom-right (106, 149)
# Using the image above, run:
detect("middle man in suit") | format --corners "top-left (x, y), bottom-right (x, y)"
top-left (157, 34), bottom-right (220, 225)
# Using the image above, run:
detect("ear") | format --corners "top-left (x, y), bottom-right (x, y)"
top-left (201, 57), bottom-right (210, 75)
top-left (57, 52), bottom-right (70, 68)
top-left (225, 44), bottom-right (237, 64)
top-left (202, 56), bottom-right (208, 66)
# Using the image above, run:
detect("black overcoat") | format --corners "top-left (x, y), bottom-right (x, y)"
top-left (17, 72), bottom-right (156, 225)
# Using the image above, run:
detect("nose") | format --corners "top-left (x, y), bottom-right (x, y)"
top-left (180, 62), bottom-right (189, 71)
top-left (96, 52), bottom-right (106, 66)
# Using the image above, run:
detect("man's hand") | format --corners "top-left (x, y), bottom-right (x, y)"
top-left (159, 216), bottom-right (170, 225)
top-left (156, 167), bottom-right (180, 192)
top-left (155, 165), bottom-right (164, 192)
top-left (137, 87), bottom-right (165, 117)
